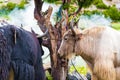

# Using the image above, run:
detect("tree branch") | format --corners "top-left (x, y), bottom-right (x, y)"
top-left (69, 0), bottom-right (82, 17)
top-left (34, 0), bottom-right (44, 22)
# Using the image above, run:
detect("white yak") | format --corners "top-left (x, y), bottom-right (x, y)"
top-left (58, 26), bottom-right (120, 80)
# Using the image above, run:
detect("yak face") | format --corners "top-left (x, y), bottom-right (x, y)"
top-left (58, 30), bottom-right (75, 59)
top-left (58, 28), bottom-right (82, 60)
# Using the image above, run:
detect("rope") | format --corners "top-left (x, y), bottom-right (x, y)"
top-left (71, 58), bottom-right (88, 80)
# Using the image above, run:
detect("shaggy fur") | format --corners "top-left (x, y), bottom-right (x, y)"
top-left (58, 26), bottom-right (120, 80)
top-left (0, 25), bottom-right (45, 80)
top-left (0, 29), bottom-right (10, 80)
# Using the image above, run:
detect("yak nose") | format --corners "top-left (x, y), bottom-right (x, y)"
top-left (57, 50), bottom-right (63, 58)
top-left (57, 52), bottom-right (62, 58)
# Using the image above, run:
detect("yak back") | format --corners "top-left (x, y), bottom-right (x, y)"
top-left (0, 25), bottom-right (45, 80)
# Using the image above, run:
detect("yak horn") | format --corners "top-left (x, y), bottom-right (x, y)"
top-left (12, 28), bottom-right (17, 44)
top-left (37, 29), bottom-right (48, 38)
top-left (70, 19), bottom-right (76, 36)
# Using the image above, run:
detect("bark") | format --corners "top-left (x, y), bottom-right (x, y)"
top-left (33, 0), bottom-right (82, 79)
top-left (34, 0), bottom-right (68, 80)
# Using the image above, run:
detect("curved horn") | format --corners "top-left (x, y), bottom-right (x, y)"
top-left (37, 29), bottom-right (48, 38)
top-left (70, 19), bottom-right (76, 36)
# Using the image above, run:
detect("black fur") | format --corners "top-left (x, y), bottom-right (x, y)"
top-left (0, 28), bottom-right (10, 80)
top-left (0, 25), bottom-right (45, 80)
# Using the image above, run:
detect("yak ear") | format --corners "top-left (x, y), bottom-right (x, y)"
top-left (76, 33), bottom-right (83, 40)
top-left (10, 27), bottom-right (17, 45)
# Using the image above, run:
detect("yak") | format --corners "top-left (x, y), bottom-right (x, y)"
top-left (58, 26), bottom-right (120, 80)
top-left (0, 24), bottom-right (46, 80)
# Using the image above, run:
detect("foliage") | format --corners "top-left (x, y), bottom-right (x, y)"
top-left (44, 0), bottom-right (94, 13)
top-left (93, 0), bottom-right (103, 4)
top-left (93, 0), bottom-right (108, 9)
top-left (43, 0), bottom-right (56, 3)
top-left (6, 2), bottom-right (16, 10)
top-left (62, 3), bottom-right (70, 10)
top-left (103, 6), bottom-right (120, 21)
top-left (0, 8), bottom-right (10, 19)
top-left (83, 6), bottom-right (120, 22)
top-left (69, 66), bottom-right (87, 76)
top-left (46, 71), bottom-right (53, 80)
top-left (17, 0), bottom-right (28, 9)
top-left (44, 0), bottom-right (120, 22)
top-left (45, 66), bottom-right (88, 80)
top-left (84, 0), bottom-right (120, 21)
top-left (83, 10), bottom-right (102, 16)
top-left (0, 5), bottom-right (12, 19)
top-left (111, 23), bottom-right (120, 30)
top-left (93, 0), bottom-right (109, 9)
top-left (96, 3), bottom-right (109, 9)
top-left (0, 0), bottom-right (28, 19)
top-left (78, 0), bottom-right (94, 8)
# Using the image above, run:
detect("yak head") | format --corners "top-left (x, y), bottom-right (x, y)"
top-left (58, 27), bottom-right (83, 60)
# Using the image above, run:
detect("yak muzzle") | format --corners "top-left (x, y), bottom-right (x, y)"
top-left (58, 52), bottom-right (68, 67)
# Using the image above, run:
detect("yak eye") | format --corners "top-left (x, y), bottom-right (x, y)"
top-left (64, 36), bottom-right (68, 41)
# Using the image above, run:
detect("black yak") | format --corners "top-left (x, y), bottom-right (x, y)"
top-left (0, 24), bottom-right (46, 80)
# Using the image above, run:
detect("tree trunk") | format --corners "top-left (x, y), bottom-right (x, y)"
top-left (34, 0), bottom-right (68, 80)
